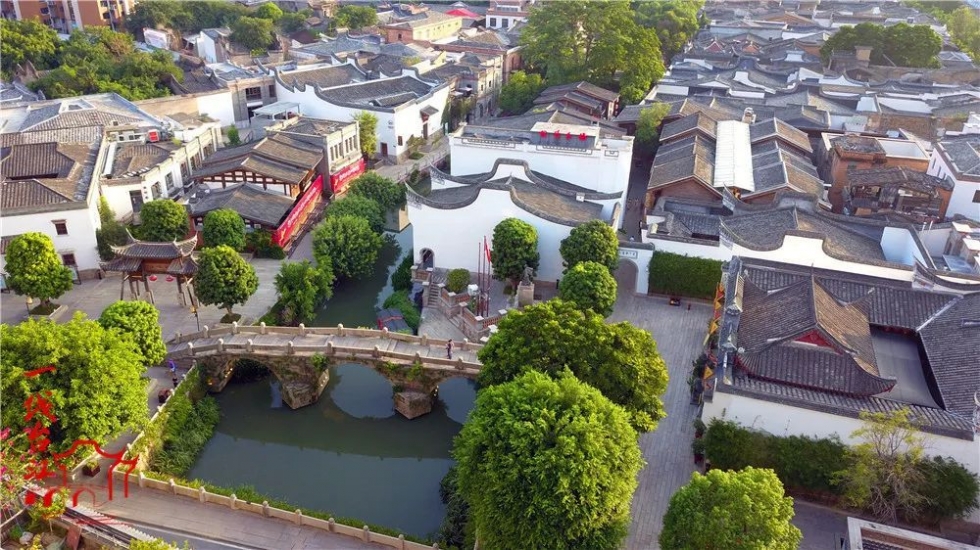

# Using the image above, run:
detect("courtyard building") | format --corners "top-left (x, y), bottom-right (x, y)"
top-left (704, 256), bottom-right (980, 514)
top-left (927, 134), bottom-right (980, 221)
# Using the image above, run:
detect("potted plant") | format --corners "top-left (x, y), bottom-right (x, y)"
top-left (693, 418), bottom-right (706, 439)
top-left (692, 438), bottom-right (706, 465)
top-left (82, 458), bottom-right (100, 477)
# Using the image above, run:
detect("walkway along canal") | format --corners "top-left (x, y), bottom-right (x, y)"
top-left (185, 227), bottom-right (479, 539)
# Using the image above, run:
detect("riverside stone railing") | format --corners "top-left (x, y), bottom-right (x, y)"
top-left (117, 471), bottom-right (442, 550)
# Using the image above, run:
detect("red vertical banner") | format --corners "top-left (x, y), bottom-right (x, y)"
top-left (273, 174), bottom-right (324, 247)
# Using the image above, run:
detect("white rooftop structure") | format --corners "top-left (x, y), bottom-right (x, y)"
top-left (878, 139), bottom-right (929, 159)
top-left (713, 120), bottom-right (755, 192)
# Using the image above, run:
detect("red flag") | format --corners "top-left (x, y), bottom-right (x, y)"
top-left (484, 236), bottom-right (492, 264)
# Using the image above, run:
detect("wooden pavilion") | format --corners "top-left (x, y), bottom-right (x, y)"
top-left (100, 231), bottom-right (198, 306)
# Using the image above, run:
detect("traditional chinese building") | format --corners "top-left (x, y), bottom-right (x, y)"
top-left (100, 232), bottom-right (198, 306)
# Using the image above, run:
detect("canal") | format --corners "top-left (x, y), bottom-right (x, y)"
top-left (188, 227), bottom-right (478, 538)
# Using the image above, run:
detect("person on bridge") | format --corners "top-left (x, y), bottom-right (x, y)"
top-left (447, 339), bottom-right (454, 360)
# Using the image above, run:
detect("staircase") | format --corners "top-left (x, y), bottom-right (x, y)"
top-left (426, 268), bottom-right (448, 308)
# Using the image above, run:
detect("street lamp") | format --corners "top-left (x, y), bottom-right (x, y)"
top-left (25, 296), bottom-right (33, 315)
top-left (191, 305), bottom-right (201, 332)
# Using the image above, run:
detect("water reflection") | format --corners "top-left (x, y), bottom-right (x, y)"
top-left (189, 363), bottom-right (476, 537)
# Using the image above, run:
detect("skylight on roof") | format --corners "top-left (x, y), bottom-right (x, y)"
top-left (714, 120), bottom-right (755, 193)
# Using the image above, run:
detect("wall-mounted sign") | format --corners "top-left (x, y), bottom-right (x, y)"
top-left (329, 158), bottom-right (366, 195)
top-left (618, 248), bottom-right (639, 259)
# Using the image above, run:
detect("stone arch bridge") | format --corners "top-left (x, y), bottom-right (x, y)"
top-left (167, 323), bottom-right (482, 418)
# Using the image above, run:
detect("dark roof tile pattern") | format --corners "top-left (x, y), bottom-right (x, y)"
top-left (187, 183), bottom-right (295, 227)
top-left (847, 167), bottom-right (954, 193)
top-left (110, 232), bottom-right (198, 260)
top-left (316, 75), bottom-right (437, 108)
top-left (0, 179), bottom-right (76, 210)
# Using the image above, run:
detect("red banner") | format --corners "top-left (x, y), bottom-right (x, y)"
top-left (273, 174), bottom-right (323, 247)
top-left (329, 158), bottom-right (366, 195)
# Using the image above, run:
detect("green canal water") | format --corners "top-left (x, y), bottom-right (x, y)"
top-left (188, 227), bottom-right (478, 538)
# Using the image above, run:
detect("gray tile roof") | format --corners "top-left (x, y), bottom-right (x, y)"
top-left (110, 231), bottom-right (197, 260)
top-left (109, 143), bottom-right (174, 179)
top-left (847, 167), bottom-right (954, 193)
top-left (537, 81), bottom-right (620, 103)
top-left (937, 135), bottom-right (980, 178)
top-left (316, 75), bottom-right (439, 108)
top-left (715, 257), bottom-right (980, 436)
top-left (192, 134), bottom-right (322, 185)
top-left (832, 134), bottom-right (885, 155)
top-left (279, 63), bottom-right (366, 91)
top-left (0, 179), bottom-right (77, 211)
top-left (186, 183), bottom-right (294, 227)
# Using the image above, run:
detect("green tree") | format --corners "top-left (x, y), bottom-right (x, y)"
top-left (618, 27), bottom-right (665, 104)
top-left (202, 209), bottom-right (246, 250)
top-left (96, 197), bottom-right (129, 261)
top-left (139, 199), bottom-right (190, 242)
top-left (277, 9), bottom-right (312, 34)
top-left (231, 16), bottom-right (274, 51)
top-left (836, 408), bottom-right (928, 524)
top-left (559, 261), bottom-right (618, 317)
top-left (490, 218), bottom-right (539, 286)
top-left (312, 215), bottom-right (383, 280)
top-left (333, 5), bottom-right (378, 29)
top-left (660, 468), bottom-right (802, 550)
top-left (498, 70), bottom-right (545, 114)
top-left (99, 301), bottom-right (167, 366)
top-left (478, 299), bottom-right (668, 432)
top-left (275, 260), bottom-right (334, 325)
top-left (348, 172), bottom-right (406, 213)
top-left (1, 431), bottom-right (32, 512)
top-left (194, 246), bottom-right (259, 318)
top-left (635, 102), bottom-right (671, 152)
top-left (520, 0), bottom-right (663, 90)
top-left (948, 6), bottom-right (980, 61)
top-left (820, 23), bottom-right (941, 68)
top-left (227, 126), bottom-right (241, 146)
top-left (254, 2), bottom-right (283, 20)
top-left (0, 19), bottom-right (60, 77)
top-left (560, 220), bottom-right (620, 272)
top-left (0, 313), bottom-right (148, 452)
top-left (352, 111), bottom-right (378, 158)
top-left (3, 233), bottom-right (73, 308)
top-left (326, 195), bottom-right (385, 234)
top-left (454, 371), bottom-right (643, 550)
top-left (635, 0), bottom-right (704, 60)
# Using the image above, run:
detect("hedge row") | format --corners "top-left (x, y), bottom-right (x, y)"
top-left (647, 251), bottom-right (722, 299)
top-left (703, 419), bottom-right (979, 524)
top-left (383, 289), bottom-right (420, 332)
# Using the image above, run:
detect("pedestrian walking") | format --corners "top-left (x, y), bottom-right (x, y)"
top-left (168, 359), bottom-right (177, 375)
top-left (446, 339), bottom-right (454, 360)
top-left (172, 374), bottom-right (179, 388)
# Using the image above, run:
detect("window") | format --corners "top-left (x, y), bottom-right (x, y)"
top-left (973, 190), bottom-right (980, 203)
top-left (502, 18), bottom-right (509, 28)
top-left (245, 87), bottom-right (262, 101)
top-left (165, 173), bottom-right (174, 190)
top-left (489, 17), bottom-right (497, 26)
top-left (397, 136), bottom-right (403, 146)
top-left (53, 221), bottom-right (68, 235)
top-left (61, 253), bottom-right (76, 266)
top-left (847, 163), bottom-right (858, 170)
top-left (268, 85), bottom-right (276, 98)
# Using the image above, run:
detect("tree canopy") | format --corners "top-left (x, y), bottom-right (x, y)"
top-left (275, 260), bottom-right (333, 326)
top-left (98, 301), bottom-right (167, 366)
top-left (312, 215), bottom-right (383, 280)
top-left (660, 468), bottom-right (802, 550)
top-left (349, 173), bottom-right (406, 213)
top-left (0, 314), bottom-right (148, 452)
top-left (126, 0), bottom-right (249, 37)
top-left (520, 0), bottom-right (664, 102)
top-left (27, 28), bottom-right (183, 101)
top-left (558, 261), bottom-right (618, 317)
top-left (3, 233), bottom-right (73, 307)
top-left (560, 220), bottom-right (620, 272)
top-left (194, 246), bottom-right (259, 317)
top-left (946, 6), bottom-right (980, 62)
top-left (454, 371), bottom-right (643, 550)
top-left (202, 209), bottom-right (246, 251)
top-left (333, 5), bottom-right (378, 30)
top-left (326, 195), bottom-right (385, 234)
top-left (635, 102), bottom-right (671, 153)
top-left (498, 71), bottom-right (545, 115)
top-left (353, 112), bottom-right (379, 157)
top-left (139, 199), bottom-right (190, 242)
top-left (231, 16), bottom-right (275, 51)
top-left (478, 299), bottom-right (668, 432)
top-left (0, 19), bottom-right (59, 77)
top-left (634, 1), bottom-right (704, 61)
top-left (490, 218), bottom-right (539, 285)
top-left (820, 23), bottom-right (942, 68)
top-left (254, 2), bottom-right (283, 20)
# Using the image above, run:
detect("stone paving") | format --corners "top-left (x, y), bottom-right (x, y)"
top-left (610, 292), bottom-right (711, 550)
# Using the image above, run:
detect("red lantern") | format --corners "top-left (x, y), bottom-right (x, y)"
top-left (553, 130), bottom-right (561, 137)
top-left (539, 130), bottom-right (548, 138)
top-left (566, 132), bottom-right (572, 140)
top-left (579, 133), bottom-right (587, 141)
top-left (148, 275), bottom-right (158, 282)
top-left (166, 276), bottom-right (175, 282)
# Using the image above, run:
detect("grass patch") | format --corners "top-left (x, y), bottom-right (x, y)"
top-left (408, 151), bottom-right (424, 160)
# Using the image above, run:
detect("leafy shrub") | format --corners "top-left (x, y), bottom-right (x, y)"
top-left (915, 456), bottom-right (980, 522)
top-left (147, 374), bottom-right (222, 477)
top-left (647, 252), bottom-right (722, 299)
top-left (245, 230), bottom-right (286, 259)
top-left (383, 290), bottom-right (420, 332)
top-left (439, 466), bottom-right (474, 550)
top-left (391, 251), bottom-right (414, 291)
top-left (446, 269), bottom-right (471, 293)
